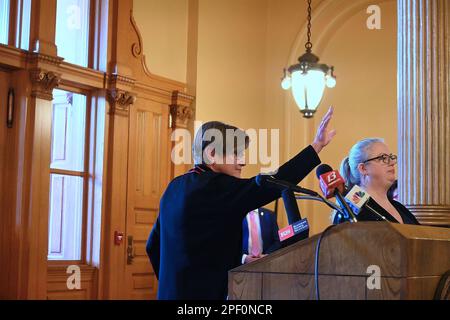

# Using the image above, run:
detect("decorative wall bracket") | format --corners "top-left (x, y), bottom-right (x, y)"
top-left (29, 69), bottom-right (61, 101)
top-left (107, 89), bottom-right (137, 116)
top-left (130, 9), bottom-right (143, 59)
top-left (169, 91), bottom-right (195, 129)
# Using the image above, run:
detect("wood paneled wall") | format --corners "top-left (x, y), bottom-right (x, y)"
top-left (0, 0), bottom-right (194, 299)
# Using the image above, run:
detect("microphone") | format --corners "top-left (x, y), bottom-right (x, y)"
top-left (277, 191), bottom-right (309, 247)
top-left (344, 185), bottom-right (388, 221)
top-left (282, 189), bottom-right (301, 225)
top-left (316, 164), bottom-right (358, 222)
top-left (255, 174), bottom-right (310, 246)
top-left (316, 164), bottom-right (345, 198)
top-left (255, 174), bottom-right (319, 197)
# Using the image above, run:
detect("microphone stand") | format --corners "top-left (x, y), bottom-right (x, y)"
top-left (258, 175), bottom-right (356, 222)
top-left (282, 189), bottom-right (303, 225)
top-left (295, 195), bottom-right (345, 214)
top-left (295, 193), bottom-right (358, 223)
top-left (334, 191), bottom-right (358, 223)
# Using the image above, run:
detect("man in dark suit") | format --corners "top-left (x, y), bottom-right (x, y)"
top-left (146, 107), bottom-right (336, 300)
top-left (241, 208), bottom-right (280, 264)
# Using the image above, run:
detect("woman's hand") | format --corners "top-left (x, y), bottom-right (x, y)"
top-left (311, 106), bottom-right (336, 154)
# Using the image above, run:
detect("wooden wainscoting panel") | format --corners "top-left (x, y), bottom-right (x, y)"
top-left (47, 265), bottom-right (97, 300)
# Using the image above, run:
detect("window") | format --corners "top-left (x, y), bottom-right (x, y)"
top-left (0, 0), bottom-right (9, 45)
top-left (55, 0), bottom-right (90, 67)
top-left (48, 89), bottom-right (88, 261)
top-left (15, 0), bottom-right (31, 50)
top-left (48, 0), bottom-right (108, 265)
top-left (0, 0), bottom-right (32, 49)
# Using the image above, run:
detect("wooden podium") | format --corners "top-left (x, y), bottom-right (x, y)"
top-left (228, 222), bottom-right (450, 300)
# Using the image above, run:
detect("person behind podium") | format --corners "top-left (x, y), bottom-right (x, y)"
top-left (335, 138), bottom-right (419, 225)
top-left (146, 107), bottom-right (337, 300)
top-left (241, 207), bottom-right (280, 264)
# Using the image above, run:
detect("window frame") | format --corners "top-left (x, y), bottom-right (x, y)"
top-left (45, 0), bottom-right (109, 269)
top-left (0, 0), bottom-right (11, 45)
top-left (48, 84), bottom-right (92, 265)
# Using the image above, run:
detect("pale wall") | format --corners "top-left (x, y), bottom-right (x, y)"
top-left (133, 0), bottom-right (398, 234)
top-left (285, 0), bottom-right (398, 234)
top-left (195, 0), bottom-right (269, 179)
top-left (133, 0), bottom-right (189, 83)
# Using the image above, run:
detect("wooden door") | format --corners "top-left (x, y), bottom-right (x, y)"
top-left (124, 98), bottom-right (170, 299)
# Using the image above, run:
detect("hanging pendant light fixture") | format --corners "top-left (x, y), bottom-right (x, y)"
top-left (281, 0), bottom-right (336, 118)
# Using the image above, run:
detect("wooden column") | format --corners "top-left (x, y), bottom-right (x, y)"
top-left (14, 0), bottom-right (60, 298)
top-left (100, 0), bottom-right (136, 299)
top-left (170, 90), bottom-right (195, 178)
top-left (18, 62), bottom-right (61, 299)
top-left (29, 0), bottom-right (57, 56)
top-left (398, 0), bottom-right (450, 226)
top-left (102, 85), bottom-right (135, 299)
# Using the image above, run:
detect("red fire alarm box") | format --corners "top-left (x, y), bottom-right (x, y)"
top-left (114, 231), bottom-right (124, 245)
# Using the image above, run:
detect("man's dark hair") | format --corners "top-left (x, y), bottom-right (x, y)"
top-left (192, 121), bottom-right (249, 165)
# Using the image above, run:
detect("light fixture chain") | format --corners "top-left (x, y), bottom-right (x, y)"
top-left (305, 0), bottom-right (313, 51)
top-left (282, 0), bottom-right (335, 118)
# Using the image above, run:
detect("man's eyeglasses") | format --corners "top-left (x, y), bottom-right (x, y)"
top-left (363, 153), bottom-right (397, 165)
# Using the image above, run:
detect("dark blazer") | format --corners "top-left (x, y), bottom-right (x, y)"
top-left (146, 145), bottom-right (320, 300)
top-left (334, 197), bottom-right (420, 225)
top-left (242, 208), bottom-right (280, 257)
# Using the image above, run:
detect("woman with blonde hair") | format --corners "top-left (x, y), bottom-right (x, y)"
top-left (334, 138), bottom-right (419, 225)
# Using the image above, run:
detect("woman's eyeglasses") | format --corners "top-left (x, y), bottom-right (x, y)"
top-left (363, 153), bottom-right (397, 165)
